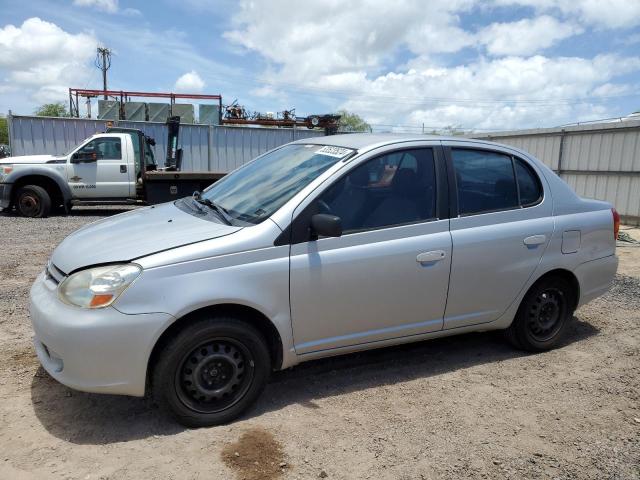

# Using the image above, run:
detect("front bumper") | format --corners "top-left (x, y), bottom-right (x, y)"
top-left (0, 182), bottom-right (11, 209)
top-left (29, 271), bottom-right (175, 396)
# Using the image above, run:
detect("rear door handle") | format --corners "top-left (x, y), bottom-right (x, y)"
top-left (120, 165), bottom-right (127, 173)
top-left (524, 235), bottom-right (546, 246)
top-left (416, 250), bottom-right (446, 263)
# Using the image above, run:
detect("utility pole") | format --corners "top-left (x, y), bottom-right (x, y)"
top-left (95, 47), bottom-right (112, 100)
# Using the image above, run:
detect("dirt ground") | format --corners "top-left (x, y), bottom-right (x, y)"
top-left (0, 208), bottom-right (638, 480)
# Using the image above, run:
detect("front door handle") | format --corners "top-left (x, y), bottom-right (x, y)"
top-left (120, 165), bottom-right (127, 173)
top-left (416, 250), bottom-right (446, 263)
top-left (524, 235), bottom-right (546, 246)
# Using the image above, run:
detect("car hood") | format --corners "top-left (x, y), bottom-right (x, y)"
top-left (1, 154), bottom-right (61, 164)
top-left (51, 201), bottom-right (242, 273)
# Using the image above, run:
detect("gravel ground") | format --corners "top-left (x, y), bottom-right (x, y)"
top-left (0, 207), bottom-right (638, 480)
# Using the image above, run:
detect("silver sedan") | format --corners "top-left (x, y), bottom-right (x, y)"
top-left (30, 134), bottom-right (618, 426)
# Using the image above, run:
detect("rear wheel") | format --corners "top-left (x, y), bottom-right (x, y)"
top-left (506, 276), bottom-right (575, 351)
top-left (15, 185), bottom-right (51, 218)
top-left (152, 316), bottom-right (271, 427)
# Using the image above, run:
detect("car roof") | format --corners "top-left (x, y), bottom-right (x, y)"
top-left (292, 133), bottom-right (504, 153)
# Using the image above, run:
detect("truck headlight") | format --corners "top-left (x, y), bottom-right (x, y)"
top-left (0, 165), bottom-right (12, 180)
top-left (58, 264), bottom-right (142, 309)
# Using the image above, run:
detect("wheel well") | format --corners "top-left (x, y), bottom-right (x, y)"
top-left (532, 269), bottom-right (580, 311)
top-left (12, 175), bottom-right (64, 207)
top-left (147, 304), bottom-right (284, 387)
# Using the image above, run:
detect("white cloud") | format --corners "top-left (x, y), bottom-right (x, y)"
top-left (73, 0), bottom-right (118, 13)
top-left (222, 1), bottom-right (640, 130)
top-left (174, 71), bottom-right (205, 92)
top-left (224, 0), bottom-right (476, 81)
top-left (0, 18), bottom-right (97, 105)
top-left (479, 16), bottom-right (582, 56)
top-left (493, 0), bottom-right (640, 29)
top-left (337, 54), bottom-right (640, 130)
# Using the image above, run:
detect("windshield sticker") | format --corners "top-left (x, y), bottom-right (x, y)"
top-left (316, 145), bottom-right (353, 158)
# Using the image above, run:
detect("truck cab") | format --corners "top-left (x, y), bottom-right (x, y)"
top-left (0, 129), bottom-right (157, 217)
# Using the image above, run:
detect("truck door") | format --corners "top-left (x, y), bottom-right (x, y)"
top-left (68, 136), bottom-right (131, 198)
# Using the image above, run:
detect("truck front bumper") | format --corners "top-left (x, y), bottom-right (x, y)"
top-left (0, 182), bottom-right (11, 209)
top-left (29, 271), bottom-right (175, 397)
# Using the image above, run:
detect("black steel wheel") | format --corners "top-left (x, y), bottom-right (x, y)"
top-left (175, 338), bottom-right (254, 414)
top-left (527, 288), bottom-right (566, 342)
top-left (15, 185), bottom-right (51, 218)
top-left (505, 275), bottom-right (576, 352)
top-left (152, 316), bottom-right (271, 427)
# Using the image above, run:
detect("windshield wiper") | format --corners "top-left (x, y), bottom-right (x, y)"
top-left (192, 191), bottom-right (233, 225)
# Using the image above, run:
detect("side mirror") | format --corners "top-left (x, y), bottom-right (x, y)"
top-left (311, 213), bottom-right (342, 239)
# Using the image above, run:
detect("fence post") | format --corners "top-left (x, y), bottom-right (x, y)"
top-left (557, 129), bottom-right (566, 174)
top-left (208, 124), bottom-right (213, 171)
top-left (7, 110), bottom-right (12, 154)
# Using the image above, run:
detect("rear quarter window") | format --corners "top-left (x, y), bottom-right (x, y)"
top-left (514, 158), bottom-right (543, 206)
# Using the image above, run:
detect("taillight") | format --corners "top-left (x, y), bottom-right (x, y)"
top-left (612, 208), bottom-right (620, 241)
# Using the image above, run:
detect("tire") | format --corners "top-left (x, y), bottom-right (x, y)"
top-left (15, 185), bottom-right (51, 218)
top-left (505, 276), bottom-right (575, 352)
top-left (152, 316), bottom-right (271, 427)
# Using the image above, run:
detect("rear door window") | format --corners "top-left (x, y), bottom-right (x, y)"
top-left (452, 148), bottom-right (543, 215)
top-left (452, 149), bottom-right (518, 215)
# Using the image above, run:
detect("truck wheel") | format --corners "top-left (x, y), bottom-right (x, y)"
top-left (505, 276), bottom-right (575, 352)
top-left (15, 185), bottom-right (52, 218)
top-left (152, 316), bottom-right (271, 427)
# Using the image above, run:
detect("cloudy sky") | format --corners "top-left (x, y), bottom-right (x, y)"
top-left (1, 0), bottom-right (639, 132)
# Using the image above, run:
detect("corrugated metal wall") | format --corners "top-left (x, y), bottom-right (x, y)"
top-left (472, 120), bottom-right (640, 224)
top-left (8, 115), bottom-right (325, 173)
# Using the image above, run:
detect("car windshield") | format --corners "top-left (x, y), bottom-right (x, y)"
top-left (201, 144), bottom-right (354, 224)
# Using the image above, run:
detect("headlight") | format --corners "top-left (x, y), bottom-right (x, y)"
top-left (0, 165), bottom-right (12, 179)
top-left (58, 264), bottom-right (142, 309)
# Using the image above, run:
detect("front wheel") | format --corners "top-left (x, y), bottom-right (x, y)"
top-left (15, 185), bottom-right (51, 218)
top-left (505, 276), bottom-right (575, 351)
top-left (152, 316), bottom-right (271, 427)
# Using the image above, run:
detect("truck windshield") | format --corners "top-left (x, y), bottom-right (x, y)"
top-left (201, 144), bottom-right (354, 224)
top-left (63, 137), bottom-right (91, 156)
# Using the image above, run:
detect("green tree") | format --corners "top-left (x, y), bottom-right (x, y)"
top-left (34, 102), bottom-right (69, 117)
top-left (0, 116), bottom-right (8, 145)
top-left (337, 110), bottom-right (371, 132)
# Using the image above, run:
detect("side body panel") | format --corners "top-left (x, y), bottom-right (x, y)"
top-left (289, 220), bottom-right (452, 353)
top-left (2, 165), bottom-right (73, 206)
top-left (115, 220), bottom-right (298, 369)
